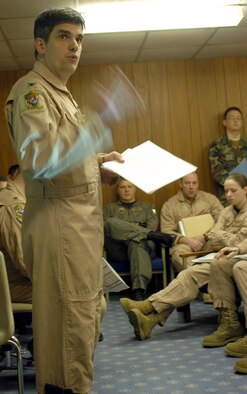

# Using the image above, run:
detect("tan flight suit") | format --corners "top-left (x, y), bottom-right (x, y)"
top-left (5, 61), bottom-right (107, 394)
top-left (149, 203), bottom-right (247, 321)
top-left (104, 200), bottom-right (159, 290)
top-left (160, 190), bottom-right (223, 271)
top-left (208, 201), bottom-right (247, 327)
top-left (0, 180), bottom-right (32, 303)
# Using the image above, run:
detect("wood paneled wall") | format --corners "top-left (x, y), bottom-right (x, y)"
top-left (1, 56), bottom-right (247, 215)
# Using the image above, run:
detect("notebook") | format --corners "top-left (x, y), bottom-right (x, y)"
top-left (178, 214), bottom-right (215, 237)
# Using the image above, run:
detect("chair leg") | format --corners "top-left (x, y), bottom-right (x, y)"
top-left (8, 336), bottom-right (24, 394)
top-left (177, 304), bottom-right (191, 323)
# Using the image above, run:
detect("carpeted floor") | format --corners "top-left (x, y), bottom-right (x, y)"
top-left (1, 294), bottom-right (247, 394)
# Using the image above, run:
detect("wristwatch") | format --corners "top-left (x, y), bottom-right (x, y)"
top-left (203, 234), bottom-right (209, 242)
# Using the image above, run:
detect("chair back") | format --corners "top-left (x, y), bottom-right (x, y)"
top-left (0, 251), bottom-right (15, 344)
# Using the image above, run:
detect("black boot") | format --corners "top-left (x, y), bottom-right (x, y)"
top-left (132, 288), bottom-right (145, 301)
top-left (45, 384), bottom-right (73, 394)
top-left (147, 231), bottom-right (176, 247)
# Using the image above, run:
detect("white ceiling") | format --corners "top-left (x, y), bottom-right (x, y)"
top-left (0, 0), bottom-right (247, 71)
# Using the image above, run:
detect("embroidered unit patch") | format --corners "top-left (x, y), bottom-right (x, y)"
top-left (23, 91), bottom-right (44, 111)
top-left (11, 202), bottom-right (25, 222)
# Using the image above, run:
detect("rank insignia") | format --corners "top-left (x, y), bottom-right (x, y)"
top-left (22, 91), bottom-right (44, 111)
top-left (118, 207), bottom-right (125, 214)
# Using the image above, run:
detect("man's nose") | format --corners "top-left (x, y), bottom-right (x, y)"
top-left (69, 39), bottom-right (79, 51)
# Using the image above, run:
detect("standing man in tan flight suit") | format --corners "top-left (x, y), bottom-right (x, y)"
top-left (0, 164), bottom-right (32, 303)
top-left (160, 172), bottom-right (223, 272)
top-left (4, 7), bottom-right (133, 394)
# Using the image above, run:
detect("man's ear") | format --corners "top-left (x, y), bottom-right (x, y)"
top-left (34, 38), bottom-right (46, 55)
top-left (223, 119), bottom-right (227, 128)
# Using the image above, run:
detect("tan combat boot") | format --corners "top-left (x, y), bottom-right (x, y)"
top-left (120, 297), bottom-right (154, 315)
top-left (202, 308), bottom-right (244, 347)
top-left (234, 356), bottom-right (247, 373)
top-left (225, 336), bottom-right (247, 358)
top-left (128, 308), bottom-right (170, 340)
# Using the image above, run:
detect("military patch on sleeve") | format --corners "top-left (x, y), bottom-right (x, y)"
top-left (11, 202), bottom-right (25, 222)
top-left (21, 91), bottom-right (44, 112)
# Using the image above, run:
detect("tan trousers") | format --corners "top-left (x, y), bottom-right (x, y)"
top-left (9, 278), bottom-right (32, 303)
top-left (170, 244), bottom-right (195, 272)
top-left (208, 257), bottom-right (247, 327)
top-left (149, 262), bottom-right (210, 324)
top-left (22, 187), bottom-right (103, 394)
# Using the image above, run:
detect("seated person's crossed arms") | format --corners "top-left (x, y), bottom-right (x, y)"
top-left (104, 178), bottom-right (175, 301)
top-left (161, 171), bottom-right (223, 272)
top-left (119, 173), bottom-right (247, 342)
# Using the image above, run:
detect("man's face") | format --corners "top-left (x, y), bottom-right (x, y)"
top-left (223, 110), bottom-right (243, 132)
top-left (180, 173), bottom-right (199, 201)
top-left (117, 180), bottom-right (136, 203)
top-left (35, 23), bottom-right (84, 83)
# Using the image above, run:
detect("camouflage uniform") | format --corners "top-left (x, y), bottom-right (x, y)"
top-left (209, 134), bottom-right (247, 205)
top-left (104, 200), bottom-right (158, 290)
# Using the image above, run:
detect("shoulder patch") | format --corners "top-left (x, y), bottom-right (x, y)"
top-left (21, 90), bottom-right (44, 112)
top-left (11, 202), bottom-right (25, 222)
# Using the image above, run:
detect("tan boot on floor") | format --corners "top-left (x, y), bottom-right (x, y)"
top-left (120, 297), bottom-right (154, 315)
top-left (202, 293), bottom-right (213, 304)
top-left (234, 356), bottom-right (247, 373)
top-left (225, 336), bottom-right (247, 357)
top-left (128, 309), bottom-right (161, 340)
top-left (202, 309), bottom-right (244, 347)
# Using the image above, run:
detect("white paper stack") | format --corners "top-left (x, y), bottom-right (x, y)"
top-left (102, 258), bottom-right (129, 292)
top-left (101, 140), bottom-right (197, 194)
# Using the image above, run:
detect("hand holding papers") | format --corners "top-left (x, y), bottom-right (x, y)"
top-left (101, 140), bottom-right (197, 194)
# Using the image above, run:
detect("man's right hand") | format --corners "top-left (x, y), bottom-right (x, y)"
top-left (179, 236), bottom-right (205, 251)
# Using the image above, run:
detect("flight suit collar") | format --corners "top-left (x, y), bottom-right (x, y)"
top-left (33, 61), bottom-right (69, 94)
top-left (232, 200), bottom-right (247, 215)
top-left (177, 189), bottom-right (200, 203)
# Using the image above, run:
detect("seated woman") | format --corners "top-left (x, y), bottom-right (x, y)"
top-left (202, 173), bottom-right (247, 373)
top-left (119, 173), bottom-right (247, 344)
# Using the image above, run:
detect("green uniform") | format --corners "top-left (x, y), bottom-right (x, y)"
top-left (209, 134), bottom-right (247, 205)
top-left (104, 200), bottom-right (158, 290)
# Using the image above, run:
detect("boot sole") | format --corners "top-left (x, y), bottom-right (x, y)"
top-left (128, 309), bottom-right (149, 341)
top-left (203, 335), bottom-right (243, 348)
top-left (234, 364), bottom-right (247, 373)
top-left (224, 348), bottom-right (247, 358)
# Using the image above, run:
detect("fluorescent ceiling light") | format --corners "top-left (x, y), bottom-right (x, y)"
top-left (78, 0), bottom-right (243, 34)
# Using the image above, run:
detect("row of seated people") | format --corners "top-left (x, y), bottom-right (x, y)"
top-left (104, 104), bottom-right (247, 298)
top-left (104, 172), bottom-right (223, 300)
top-left (118, 172), bottom-right (247, 375)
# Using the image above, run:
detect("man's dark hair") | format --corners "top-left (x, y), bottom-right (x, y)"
top-left (8, 164), bottom-right (20, 179)
top-left (223, 106), bottom-right (242, 119)
top-left (34, 7), bottom-right (85, 59)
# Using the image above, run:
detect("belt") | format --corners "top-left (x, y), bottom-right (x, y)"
top-left (26, 182), bottom-right (96, 199)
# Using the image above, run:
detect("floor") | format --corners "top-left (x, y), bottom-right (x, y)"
top-left (1, 293), bottom-right (247, 394)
